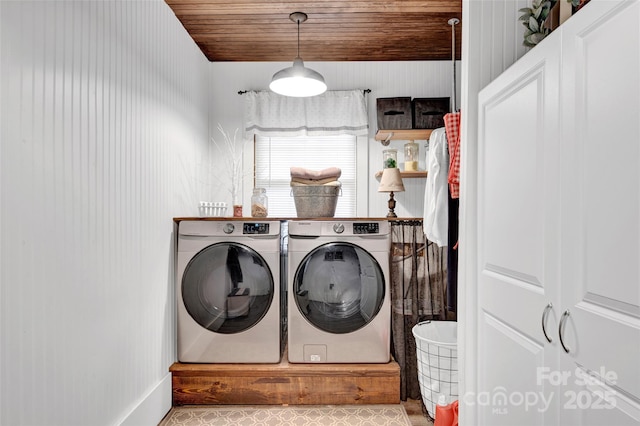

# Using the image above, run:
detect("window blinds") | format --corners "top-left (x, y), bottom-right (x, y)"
top-left (254, 135), bottom-right (357, 217)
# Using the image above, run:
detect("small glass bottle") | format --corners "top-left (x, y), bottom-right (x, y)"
top-left (232, 195), bottom-right (242, 217)
top-left (251, 188), bottom-right (268, 217)
top-left (404, 141), bottom-right (419, 171)
top-left (382, 149), bottom-right (398, 169)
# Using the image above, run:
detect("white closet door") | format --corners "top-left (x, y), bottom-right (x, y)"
top-left (476, 36), bottom-right (562, 425)
top-left (559, 1), bottom-right (640, 424)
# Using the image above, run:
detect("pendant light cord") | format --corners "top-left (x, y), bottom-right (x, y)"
top-left (289, 12), bottom-right (306, 59)
top-left (297, 19), bottom-right (300, 58)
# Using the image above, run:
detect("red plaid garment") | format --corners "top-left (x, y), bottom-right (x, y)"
top-left (444, 111), bottom-right (461, 198)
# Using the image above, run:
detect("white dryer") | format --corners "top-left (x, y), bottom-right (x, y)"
top-left (176, 220), bottom-right (283, 363)
top-left (287, 220), bottom-right (391, 363)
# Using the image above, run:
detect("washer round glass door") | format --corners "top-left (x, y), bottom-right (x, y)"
top-left (182, 242), bottom-right (274, 334)
top-left (293, 242), bottom-right (385, 334)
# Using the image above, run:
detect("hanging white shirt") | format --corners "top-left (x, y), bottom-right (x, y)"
top-left (423, 127), bottom-right (449, 247)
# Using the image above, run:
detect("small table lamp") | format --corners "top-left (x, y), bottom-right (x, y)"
top-left (378, 167), bottom-right (405, 218)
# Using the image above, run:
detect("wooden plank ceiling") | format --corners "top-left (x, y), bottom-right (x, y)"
top-left (165, 0), bottom-right (463, 62)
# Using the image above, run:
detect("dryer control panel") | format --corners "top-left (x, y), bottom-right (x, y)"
top-left (243, 222), bottom-right (270, 234)
top-left (353, 222), bottom-right (380, 234)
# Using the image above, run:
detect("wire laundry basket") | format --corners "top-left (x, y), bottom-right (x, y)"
top-left (412, 320), bottom-right (458, 418)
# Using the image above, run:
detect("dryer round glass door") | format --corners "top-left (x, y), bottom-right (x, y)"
top-left (182, 242), bottom-right (274, 334)
top-left (293, 242), bottom-right (385, 334)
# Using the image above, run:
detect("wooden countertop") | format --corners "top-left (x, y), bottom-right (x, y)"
top-left (173, 217), bottom-right (423, 223)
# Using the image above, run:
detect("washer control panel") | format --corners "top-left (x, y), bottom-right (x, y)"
top-left (353, 222), bottom-right (380, 234)
top-left (243, 222), bottom-right (270, 235)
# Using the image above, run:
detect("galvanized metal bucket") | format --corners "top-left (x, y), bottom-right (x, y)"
top-left (291, 185), bottom-right (341, 217)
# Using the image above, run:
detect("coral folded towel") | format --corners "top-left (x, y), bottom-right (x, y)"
top-left (290, 166), bottom-right (341, 181)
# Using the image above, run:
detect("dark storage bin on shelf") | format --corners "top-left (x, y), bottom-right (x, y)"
top-left (413, 97), bottom-right (450, 129)
top-left (376, 97), bottom-right (412, 130)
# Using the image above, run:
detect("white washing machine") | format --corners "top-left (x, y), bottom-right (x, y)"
top-left (176, 219), bottom-right (283, 363)
top-left (287, 220), bottom-right (391, 363)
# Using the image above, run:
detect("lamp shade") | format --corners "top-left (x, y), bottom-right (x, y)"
top-left (269, 58), bottom-right (327, 97)
top-left (378, 167), bottom-right (405, 192)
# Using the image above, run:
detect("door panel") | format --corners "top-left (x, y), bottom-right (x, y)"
top-left (478, 313), bottom-right (549, 425)
top-left (560, 1), bottom-right (640, 423)
top-left (477, 34), bottom-right (561, 425)
top-left (483, 77), bottom-right (544, 288)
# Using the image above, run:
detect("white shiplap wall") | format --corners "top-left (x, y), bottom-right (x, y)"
top-left (458, 0), bottom-right (529, 424)
top-left (209, 61), bottom-right (462, 218)
top-left (0, 1), bottom-right (209, 425)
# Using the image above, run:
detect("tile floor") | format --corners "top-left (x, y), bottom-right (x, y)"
top-left (160, 399), bottom-right (432, 426)
top-left (403, 398), bottom-right (433, 426)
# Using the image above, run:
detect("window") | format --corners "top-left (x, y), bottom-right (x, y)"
top-left (254, 135), bottom-right (357, 217)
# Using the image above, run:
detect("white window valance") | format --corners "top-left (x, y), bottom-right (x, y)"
top-left (244, 90), bottom-right (369, 138)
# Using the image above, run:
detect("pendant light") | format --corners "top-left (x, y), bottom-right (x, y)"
top-left (269, 12), bottom-right (327, 97)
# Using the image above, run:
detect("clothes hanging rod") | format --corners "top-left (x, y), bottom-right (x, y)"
top-left (448, 17), bottom-right (460, 112)
top-left (238, 89), bottom-right (371, 95)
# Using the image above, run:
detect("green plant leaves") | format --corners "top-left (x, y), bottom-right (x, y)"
top-left (524, 31), bottom-right (547, 47)
top-left (519, 0), bottom-right (562, 47)
top-left (519, 8), bottom-right (533, 22)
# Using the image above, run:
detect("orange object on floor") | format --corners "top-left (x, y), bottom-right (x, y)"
top-left (434, 399), bottom-right (458, 426)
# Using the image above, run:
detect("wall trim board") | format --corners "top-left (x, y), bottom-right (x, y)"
top-left (119, 373), bottom-right (172, 426)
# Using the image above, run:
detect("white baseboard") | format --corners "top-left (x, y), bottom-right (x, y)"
top-left (119, 373), bottom-right (172, 426)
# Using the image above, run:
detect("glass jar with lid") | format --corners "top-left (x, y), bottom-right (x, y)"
top-left (382, 149), bottom-right (398, 169)
top-left (251, 188), bottom-right (268, 217)
top-left (404, 141), bottom-right (419, 171)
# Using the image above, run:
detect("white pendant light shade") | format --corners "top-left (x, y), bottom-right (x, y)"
top-left (269, 58), bottom-right (327, 97)
top-left (269, 12), bottom-right (327, 98)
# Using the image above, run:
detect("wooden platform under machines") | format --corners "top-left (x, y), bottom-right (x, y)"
top-left (170, 356), bottom-right (401, 406)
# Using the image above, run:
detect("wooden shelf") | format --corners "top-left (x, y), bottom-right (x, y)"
top-left (375, 129), bottom-right (432, 141)
top-left (375, 170), bottom-right (427, 179)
